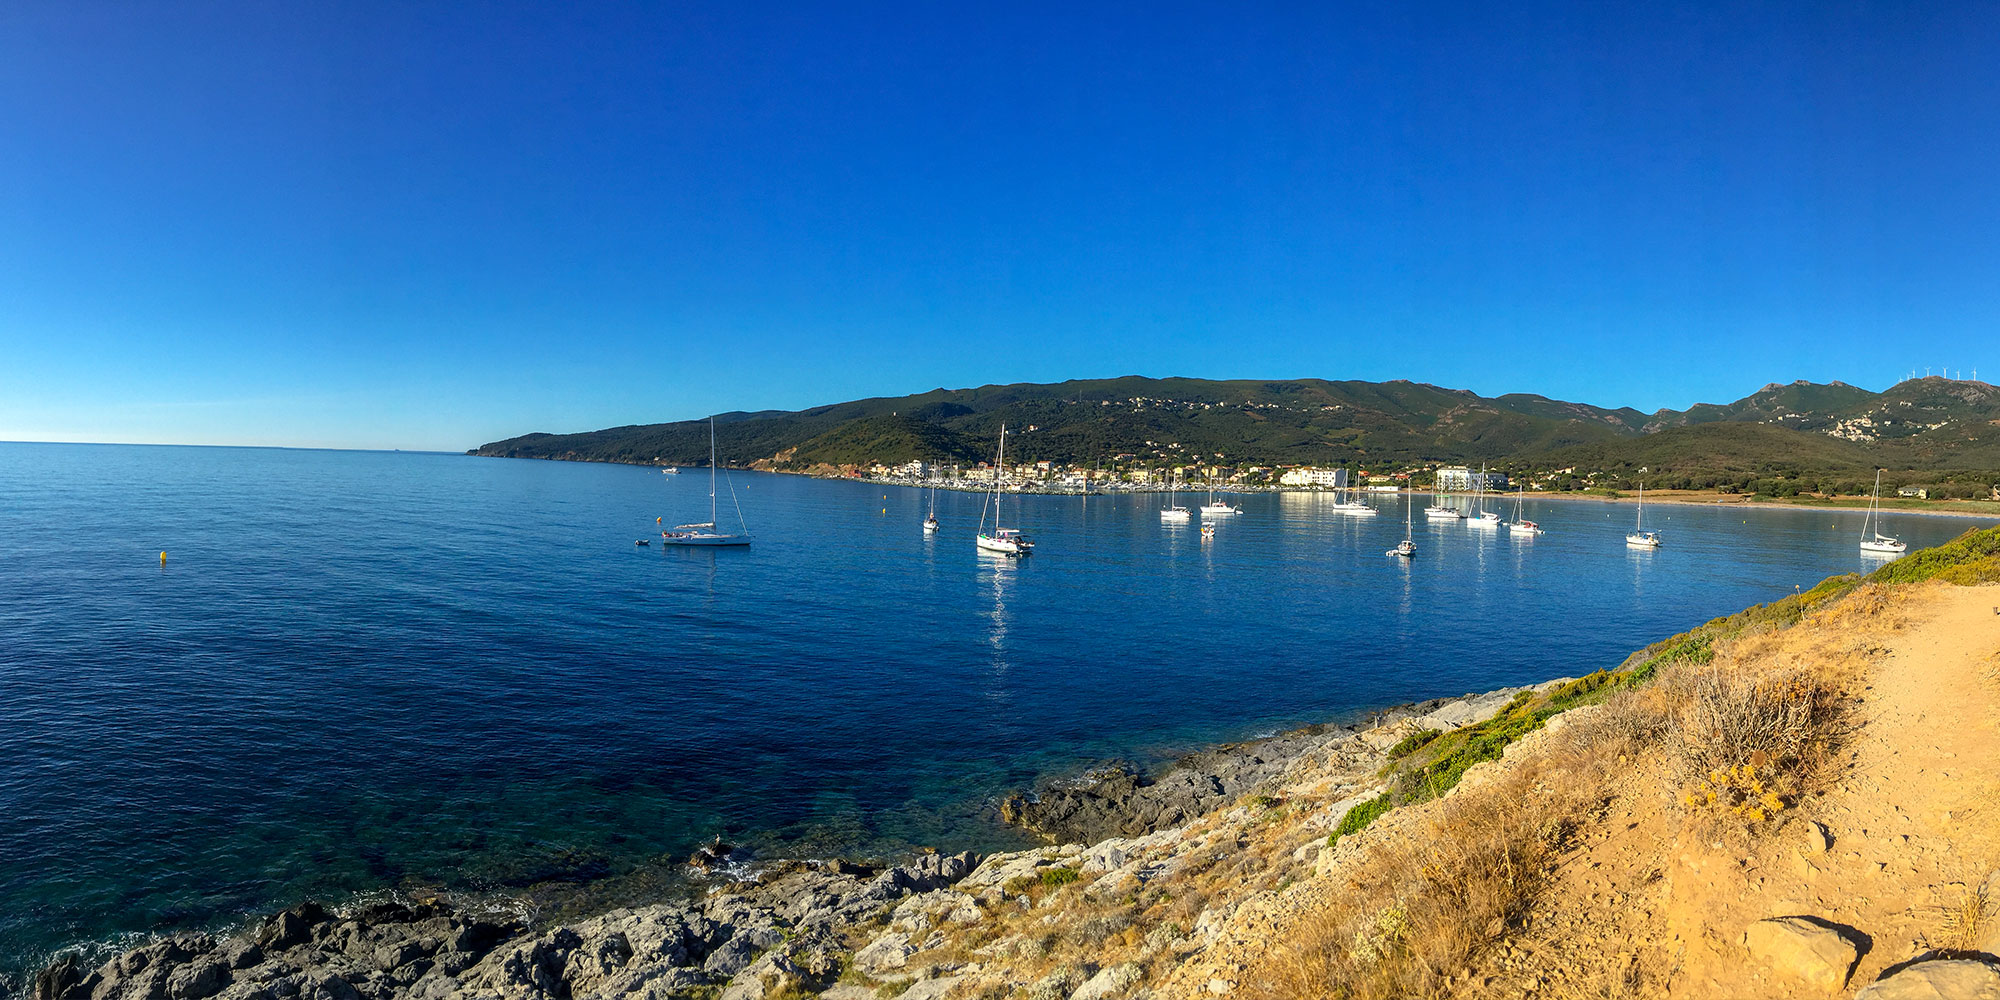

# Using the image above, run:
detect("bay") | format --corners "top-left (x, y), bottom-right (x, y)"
top-left (0, 442), bottom-right (1986, 985)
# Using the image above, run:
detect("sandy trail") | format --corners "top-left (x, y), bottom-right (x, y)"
top-left (1667, 583), bottom-right (2000, 996)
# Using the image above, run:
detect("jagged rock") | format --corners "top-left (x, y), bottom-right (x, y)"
top-left (1803, 821), bottom-right (1832, 853)
top-left (1742, 917), bottom-right (1860, 993)
top-left (1073, 962), bottom-right (1144, 1000)
top-left (1026, 964), bottom-right (1091, 1000)
top-left (718, 951), bottom-right (805, 1000)
top-left (891, 890), bottom-right (982, 931)
top-left (853, 931), bottom-right (917, 974)
top-left (899, 976), bottom-right (969, 1000)
top-left (1854, 959), bottom-right (2000, 999)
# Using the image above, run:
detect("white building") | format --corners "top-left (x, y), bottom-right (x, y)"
top-left (1278, 467), bottom-right (1350, 488)
top-left (1436, 466), bottom-right (1508, 492)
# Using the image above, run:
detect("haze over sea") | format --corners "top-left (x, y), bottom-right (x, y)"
top-left (1, 442), bottom-right (1985, 987)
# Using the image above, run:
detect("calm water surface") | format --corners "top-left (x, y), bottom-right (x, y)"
top-left (1, 443), bottom-right (1989, 985)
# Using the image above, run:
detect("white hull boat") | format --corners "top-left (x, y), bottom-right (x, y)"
top-left (976, 529), bottom-right (1032, 555)
top-left (1424, 505), bottom-right (1464, 520)
top-left (1505, 486), bottom-right (1541, 535)
top-left (975, 426), bottom-right (1032, 555)
top-left (662, 419), bottom-right (752, 547)
top-left (1468, 511), bottom-right (1501, 529)
top-left (1858, 470), bottom-right (1905, 554)
top-left (1386, 489), bottom-right (1417, 557)
top-left (1161, 507), bottom-right (1191, 522)
top-left (1623, 482), bottom-right (1660, 549)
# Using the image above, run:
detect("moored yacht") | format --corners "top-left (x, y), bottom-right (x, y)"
top-left (1858, 470), bottom-right (1906, 554)
top-left (1504, 485), bottom-right (1542, 535)
top-left (1625, 481), bottom-right (1661, 549)
top-left (662, 418), bottom-right (752, 547)
top-left (975, 426), bottom-right (1033, 555)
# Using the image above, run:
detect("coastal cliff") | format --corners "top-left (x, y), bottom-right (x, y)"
top-left (33, 529), bottom-right (2000, 1000)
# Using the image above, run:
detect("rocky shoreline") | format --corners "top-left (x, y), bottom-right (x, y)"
top-left (27, 683), bottom-right (1556, 1000)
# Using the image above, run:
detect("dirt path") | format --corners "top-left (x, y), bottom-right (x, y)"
top-left (1160, 582), bottom-right (2000, 999)
top-left (1664, 583), bottom-right (2000, 996)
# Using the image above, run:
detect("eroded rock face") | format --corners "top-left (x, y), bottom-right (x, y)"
top-left (35, 852), bottom-right (979, 1000)
top-left (1854, 959), bottom-right (2000, 1000)
top-left (1742, 916), bottom-right (1861, 994)
top-left (995, 689), bottom-right (1543, 844)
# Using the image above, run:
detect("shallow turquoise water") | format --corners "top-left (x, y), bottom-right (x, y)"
top-left (0, 442), bottom-right (1985, 989)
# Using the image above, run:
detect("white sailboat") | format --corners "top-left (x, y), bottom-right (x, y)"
top-left (1328, 479), bottom-right (1377, 515)
top-left (1467, 465), bottom-right (1501, 528)
top-left (1386, 487), bottom-right (1417, 558)
top-left (975, 425), bottom-right (1033, 555)
top-left (1198, 473), bottom-right (1240, 515)
top-left (1859, 470), bottom-right (1906, 554)
top-left (1625, 481), bottom-right (1661, 548)
top-left (661, 417), bottom-right (752, 547)
top-left (1505, 485), bottom-right (1542, 535)
top-left (1161, 471), bottom-right (1191, 522)
top-left (922, 482), bottom-right (940, 534)
top-left (1425, 476), bottom-right (1464, 519)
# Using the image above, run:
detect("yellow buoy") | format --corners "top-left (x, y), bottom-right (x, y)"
top-left (160, 551), bottom-right (166, 564)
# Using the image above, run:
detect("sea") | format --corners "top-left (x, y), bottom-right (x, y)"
top-left (1, 441), bottom-right (1988, 989)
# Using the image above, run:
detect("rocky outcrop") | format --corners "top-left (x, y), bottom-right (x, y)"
top-left (34, 681), bottom-right (1557, 1000)
top-left (35, 852), bottom-right (977, 1000)
top-left (998, 686), bottom-right (1553, 843)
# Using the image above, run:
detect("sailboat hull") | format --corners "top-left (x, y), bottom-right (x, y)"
top-left (1860, 539), bottom-right (1906, 553)
top-left (976, 534), bottom-right (1030, 555)
top-left (662, 532), bottom-right (752, 547)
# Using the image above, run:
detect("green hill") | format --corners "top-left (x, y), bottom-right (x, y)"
top-left (469, 375), bottom-right (2000, 488)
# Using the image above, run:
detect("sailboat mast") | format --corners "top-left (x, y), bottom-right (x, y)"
top-left (709, 417), bottom-right (719, 526)
top-left (995, 424), bottom-right (1006, 525)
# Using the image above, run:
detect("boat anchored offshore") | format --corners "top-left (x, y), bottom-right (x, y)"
top-left (662, 418), bottom-right (752, 547)
top-left (1466, 466), bottom-right (1501, 528)
top-left (1161, 473), bottom-right (1191, 523)
top-left (1859, 469), bottom-right (1906, 554)
top-left (1425, 482), bottom-right (1464, 520)
top-left (1387, 488), bottom-right (1417, 558)
top-left (1328, 484), bottom-right (1378, 515)
top-left (1625, 481), bottom-right (1661, 549)
top-left (1198, 474), bottom-right (1240, 515)
top-left (1505, 485), bottom-right (1543, 535)
top-left (923, 483), bottom-right (940, 534)
top-left (975, 425), bottom-right (1033, 556)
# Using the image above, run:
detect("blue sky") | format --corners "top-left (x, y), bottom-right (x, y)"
top-left (3, 2), bottom-right (1997, 450)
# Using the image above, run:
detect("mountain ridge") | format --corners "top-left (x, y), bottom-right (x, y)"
top-left (471, 375), bottom-right (2000, 485)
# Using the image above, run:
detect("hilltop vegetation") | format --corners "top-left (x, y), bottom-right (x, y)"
top-left (471, 375), bottom-right (2000, 493)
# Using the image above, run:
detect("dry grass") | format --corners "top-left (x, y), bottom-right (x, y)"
top-left (1932, 880), bottom-right (1995, 954)
top-left (1252, 760), bottom-right (1588, 1000)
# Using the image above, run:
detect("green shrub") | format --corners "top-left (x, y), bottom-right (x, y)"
top-left (1386, 729), bottom-right (1442, 760)
top-left (1328, 794), bottom-right (1393, 845)
top-left (1039, 866), bottom-right (1081, 887)
top-left (1867, 526), bottom-right (2000, 586)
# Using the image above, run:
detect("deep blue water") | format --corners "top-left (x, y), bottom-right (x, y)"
top-left (2, 442), bottom-right (1990, 984)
